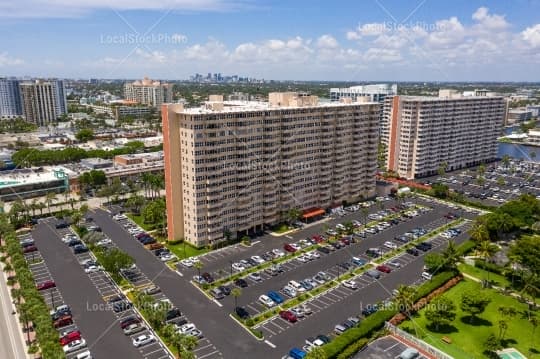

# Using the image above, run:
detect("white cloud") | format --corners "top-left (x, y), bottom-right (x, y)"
top-left (134, 48), bottom-right (166, 63)
top-left (0, 0), bottom-right (242, 18)
top-left (522, 24), bottom-right (540, 48)
top-left (317, 35), bottom-right (338, 49)
top-left (472, 7), bottom-right (509, 30)
top-left (0, 53), bottom-right (24, 66)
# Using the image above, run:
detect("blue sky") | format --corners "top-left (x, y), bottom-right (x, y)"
top-left (1, 0), bottom-right (540, 81)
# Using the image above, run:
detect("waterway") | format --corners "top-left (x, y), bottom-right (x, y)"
top-left (500, 125), bottom-right (540, 162)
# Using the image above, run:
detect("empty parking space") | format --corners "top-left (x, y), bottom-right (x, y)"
top-left (354, 335), bottom-right (428, 359)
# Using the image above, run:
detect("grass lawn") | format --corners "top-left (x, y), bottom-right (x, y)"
top-left (400, 280), bottom-right (539, 359)
top-left (126, 213), bottom-right (155, 231)
top-left (165, 241), bottom-right (209, 260)
top-left (458, 263), bottom-right (511, 288)
top-left (272, 223), bottom-right (292, 234)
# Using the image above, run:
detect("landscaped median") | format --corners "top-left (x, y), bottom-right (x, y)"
top-left (227, 218), bottom-right (466, 333)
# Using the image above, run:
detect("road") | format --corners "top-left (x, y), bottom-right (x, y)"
top-left (90, 208), bottom-right (274, 358)
top-left (0, 268), bottom-right (28, 359)
top-left (32, 221), bottom-right (144, 359)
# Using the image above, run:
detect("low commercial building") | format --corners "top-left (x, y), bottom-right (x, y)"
top-left (0, 167), bottom-right (73, 202)
top-left (507, 108), bottom-right (533, 124)
top-left (384, 89), bottom-right (505, 179)
top-left (163, 93), bottom-right (380, 246)
top-left (80, 158), bottom-right (114, 170)
top-left (527, 129), bottom-right (540, 146)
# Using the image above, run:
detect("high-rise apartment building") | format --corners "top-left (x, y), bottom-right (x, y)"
top-left (163, 93), bottom-right (380, 246)
top-left (0, 78), bottom-right (22, 118)
top-left (329, 84), bottom-right (397, 103)
top-left (19, 79), bottom-right (67, 126)
top-left (124, 77), bottom-right (173, 107)
top-left (384, 90), bottom-right (506, 179)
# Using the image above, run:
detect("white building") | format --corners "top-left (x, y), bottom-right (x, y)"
top-left (384, 89), bottom-right (506, 179)
top-left (329, 84), bottom-right (397, 103)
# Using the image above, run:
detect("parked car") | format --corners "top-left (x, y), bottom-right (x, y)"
top-left (284, 243), bottom-right (297, 253)
top-left (406, 248), bottom-right (420, 256)
top-left (73, 244), bottom-right (89, 254)
top-left (123, 323), bottom-right (145, 335)
top-left (132, 334), bottom-right (155, 348)
top-left (258, 294), bottom-right (275, 308)
top-left (63, 339), bottom-right (87, 353)
top-left (54, 315), bottom-right (73, 328)
top-left (210, 288), bottom-right (224, 300)
top-left (279, 310), bottom-right (298, 323)
top-left (59, 330), bottom-right (81, 346)
top-left (267, 290), bottom-right (284, 304)
top-left (282, 285), bottom-right (297, 297)
top-left (120, 316), bottom-right (140, 329)
top-left (342, 280), bottom-right (358, 290)
top-left (376, 265), bottom-right (392, 273)
top-left (234, 278), bottom-right (248, 288)
top-left (235, 306), bottom-right (250, 319)
top-left (23, 245), bottom-right (38, 253)
top-left (37, 280), bottom-right (56, 291)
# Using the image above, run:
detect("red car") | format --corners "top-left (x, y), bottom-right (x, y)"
top-left (36, 280), bottom-right (56, 291)
top-left (279, 310), bottom-right (298, 323)
top-left (283, 244), bottom-right (296, 253)
top-left (340, 237), bottom-right (351, 245)
top-left (53, 315), bottom-right (73, 328)
top-left (23, 245), bottom-right (38, 253)
top-left (312, 235), bottom-right (324, 243)
top-left (376, 265), bottom-right (392, 274)
top-left (59, 330), bottom-right (81, 346)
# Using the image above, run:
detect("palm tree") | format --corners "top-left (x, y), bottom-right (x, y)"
top-left (529, 315), bottom-right (538, 356)
top-left (37, 202), bottom-right (46, 216)
top-left (162, 324), bottom-right (197, 359)
top-left (501, 154), bottom-right (511, 168)
top-left (393, 285), bottom-right (416, 317)
top-left (231, 287), bottom-right (242, 308)
top-left (469, 222), bottom-right (490, 243)
top-left (30, 198), bottom-right (38, 217)
top-left (477, 240), bottom-right (497, 283)
top-left (437, 161), bottom-right (448, 176)
top-left (193, 260), bottom-right (203, 279)
top-left (45, 192), bottom-right (57, 214)
top-left (442, 240), bottom-right (460, 269)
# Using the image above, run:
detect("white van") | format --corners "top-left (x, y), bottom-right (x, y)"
top-left (288, 280), bottom-right (306, 292)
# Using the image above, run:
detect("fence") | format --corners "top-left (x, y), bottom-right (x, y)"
top-left (385, 322), bottom-right (454, 359)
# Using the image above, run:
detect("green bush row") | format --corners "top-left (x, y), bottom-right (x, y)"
top-left (474, 259), bottom-right (505, 275)
top-left (336, 338), bottom-right (369, 359)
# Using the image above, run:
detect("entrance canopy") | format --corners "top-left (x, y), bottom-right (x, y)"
top-left (302, 208), bottom-right (325, 219)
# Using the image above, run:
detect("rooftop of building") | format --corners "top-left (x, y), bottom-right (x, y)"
top-left (0, 167), bottom-right (75, 189)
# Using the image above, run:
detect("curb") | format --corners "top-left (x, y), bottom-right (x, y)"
top-left (228, 313), bottom-right (265, 341)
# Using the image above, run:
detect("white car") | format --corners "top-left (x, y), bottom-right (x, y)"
top-left (84, 265), bottom-right (102, 273)
top-left (383, 241), bottom-right (398, 250)
top-left (272, 249), bottom-right (285, 258)
top-left (251, 255), bottom-right (265, 264)
top-left (62, 234), bottom-right (77, 243)
top-left (336, 224), bottom-right (346, 231)
top-left (179, 323), bottom-right (197, 335)
top-left (96, 238), bottom-right (112, 246)
top-left (342, 280), bottom-right (358, 290)
top-left (160, 254), bottom-right (175, 262)
top-left (296, 255), bottom-right (309, 263)
top-left (282, 285), bottom-right (297, 297)
top-left (232, 262), bottom-right (245, 271)
top-left (152, 299), bottom-right (172, 310)
top-left (63, 339), bottom-right (87, 353)
top-left (75, 351), bottom-right (93, 359)
top-left (180, 259), bottom-right (193, 267)
top-left (248, 272), bottom-right (262, 281)
top-left (258, 295), bottom-right (275, 308)
top-left (187, 328), bottom-right (203, 338)
top-left (306, 251), bottom-right (320, 260)
top-left (387, 260), bottom-right (401, 268)
top-left (132, 334), bottom-right (155, 347)
top-left (291, 243), bottom-right (301, 251)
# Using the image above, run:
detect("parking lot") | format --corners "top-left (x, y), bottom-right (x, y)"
top-left (31, 219), bottom-right (171, 359)
top-left (421, 160), bottom-right (540, 206)
top-left (354, 336), bottom-right (428, 359)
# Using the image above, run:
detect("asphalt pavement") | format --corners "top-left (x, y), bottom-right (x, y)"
top-left (0, 267), bottom-right (28, 359)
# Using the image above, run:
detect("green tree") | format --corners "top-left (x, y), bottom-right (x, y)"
top-left (441, 240), bottom-right (460, 270)
top-left (193, 260), bottom-right (203, 279)
top-left (497, 320), bottom-right (508, 341)
top-left (437, 161), bottom-right (448, 176)
top-left (45, 192), bottom-right (57, 214)
top-left (126, 194), bottom-right (146, 214)
top-left (509, 235), bottom-right (540, 278)
top-left (469, 222), bottom-right (489, 243)
top-left (75, 128), bottom-right (95, 142)
top-left (425, 297), bottom-right (456, 331)
top-left (501, 154), bottom-right (511, 168)
top-left (99, 248), bottom-right (134, 280)
top-left (460, 291), bottom-right (491, 323)
top-left (424, 253), bottom-right (445, 273)
top-left (430, 183), bottom-right (450, 199)
top-left (483, 333), bottom-right (501, 353)
top-left (142, 198), bottom-right (166, 226)
top-left (162, 324), bottom-right (197, 359)
top-left (285, 208), bottom-right (301, 225)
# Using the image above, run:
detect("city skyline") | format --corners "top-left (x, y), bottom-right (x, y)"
top-left (0, 0), bottom-right (539, 81)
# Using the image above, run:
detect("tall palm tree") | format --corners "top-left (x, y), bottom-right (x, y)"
top-left (45, 192), bottom-right (57, 214)
top-left (231, 287), bottom-right (242, 308)
top-left (477, 240), bottom-right (497, 282)
top-left (442, 240), bottom-right (460, 270)
top-left (469, 222), bottom-right (490, 243)
top-left (30, 198), bottom-right (38, 217)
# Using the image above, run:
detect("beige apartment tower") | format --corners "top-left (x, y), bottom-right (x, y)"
top-left (384, 90), bottom-right (506, 179)
top-left (19, 80), bottom-right (67, 126)
top-left (124, 77), bottom-right (173, 107)
top-left (163, 93), bottom-right (380, 246)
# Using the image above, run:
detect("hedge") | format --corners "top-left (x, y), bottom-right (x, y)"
top-left (455, 239), bottom-right (476, 256)
top-left (322, 271), bottom-right (458, 358)
top-left (474, 259), bottom-right (505, 275)
top-left (336, 338), bottom-right (369, 359)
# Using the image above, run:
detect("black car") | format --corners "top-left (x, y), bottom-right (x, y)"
top-left (261, 253), bottom-right (273, 261)
top-left (339, 262), bottom-right (352, 270)
top-left (120, 316), bottom-right (140, 329)
top-left (235, 306), bottom-right (250, 319)
top-left (51, 307), bottom-right (71, 321)
top-left (415, 243), bottom-right (430, 252)
top-left (73, 244), bottom-right (89, 254)
top-left (317, 246), bottom-right (331, 254)
top-left (140, 237), bottom-right (156, 245)
top-left (55, 220), bottom-right (69, 229)
top-left (112, 301), bottom-right (132, 313)
top-left (406, 248), bottom-right (420, 256)
top-left (234, 278), bottom-right (248, 288)
top-left (218, 285), bottom-right (231, 295)
top-left (317, 334), bottom-right (331, 344)
top-left (246, 258), bottom-right (258, 267)
top-left (202, 272), bottom-right (214, 283)
top-left (361, 305), bottom-right (378, 317)
top-left (165, 308), bottom-right (182, 321)
top-left (365, 249), bottom-right (381, 258)
top-left (67, 239), bottom-right (82, 247)
top-left (154, 248), bottom-right (169, 257)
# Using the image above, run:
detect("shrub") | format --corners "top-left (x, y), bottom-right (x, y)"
top-left (456, 240), bottom-right (476, 256)
top-left (336, 338), bottom-right (369, 359)
top-left (474, 260), bottom-right (504, 275)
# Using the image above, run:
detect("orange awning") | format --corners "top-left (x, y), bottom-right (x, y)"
top-left (302, 208), bottom-right (325, 219)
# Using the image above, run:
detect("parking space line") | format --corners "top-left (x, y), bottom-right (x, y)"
top-left (197, 350), bottom-right (221, 359)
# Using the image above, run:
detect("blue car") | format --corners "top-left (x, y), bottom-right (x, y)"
top-left (289, 348), bottom-right (306, 359)
top-left (267, 290), bottom-right (284, 304)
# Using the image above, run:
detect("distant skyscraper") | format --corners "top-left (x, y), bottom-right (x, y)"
top-left (124, 77), bottom-right (173, 107)
top-left (0, 78), bottom-right (22, 118)
top-left (19, 79), bottom-right (67, 126)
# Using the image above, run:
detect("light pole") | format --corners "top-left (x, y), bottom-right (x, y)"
top-left (229, 261), bottom-right (233, 278)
